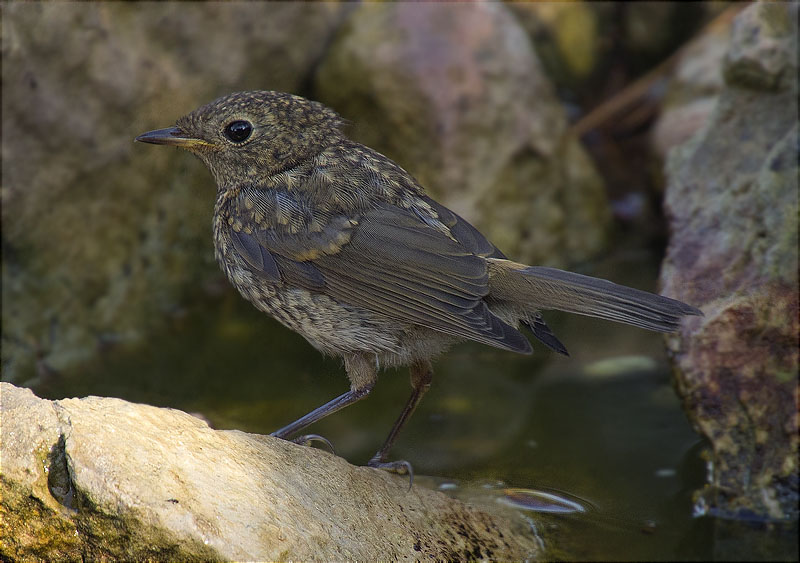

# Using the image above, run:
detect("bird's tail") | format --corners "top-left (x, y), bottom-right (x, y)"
top-left (486, 258), bottom-right (702, 332)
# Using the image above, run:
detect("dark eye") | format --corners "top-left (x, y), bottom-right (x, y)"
top-left (224, 120), bottom-right (253, 143)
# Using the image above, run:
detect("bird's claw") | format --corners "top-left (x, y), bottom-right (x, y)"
top-left (368, 457), bottom-right (414, 489)
top-left (279, 433), bottom-right (336, 455)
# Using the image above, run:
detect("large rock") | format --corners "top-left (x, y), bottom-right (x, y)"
top-left (314, 2), bottom-right (610, 266)
top-left (660, 3), bottom-right (798, 521)
top-left (651, 10), bottom-right (734, 158)
top-left (0, 382), bottom-right (541, 561)
top-left (1, 2), bottom-right (345, 383)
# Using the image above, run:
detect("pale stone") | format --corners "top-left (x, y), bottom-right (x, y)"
top-left (0, 382), bottom-right (541, 561)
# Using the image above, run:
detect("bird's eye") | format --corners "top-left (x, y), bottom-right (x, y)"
top-left (224, 120), bottom-right (253, 143)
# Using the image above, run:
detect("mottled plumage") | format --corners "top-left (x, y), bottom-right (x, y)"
top-left (137, 91), bottom-right (702, 477)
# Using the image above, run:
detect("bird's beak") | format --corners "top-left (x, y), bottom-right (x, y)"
top-left (135, 127), bottom-right (211, 148)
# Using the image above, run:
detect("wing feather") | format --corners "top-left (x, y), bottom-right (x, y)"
top-left (228, 194), bottom-right (530, 353)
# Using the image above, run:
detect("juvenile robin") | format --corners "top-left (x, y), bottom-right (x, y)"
top-left (136, 91), bottom-right (701, 478)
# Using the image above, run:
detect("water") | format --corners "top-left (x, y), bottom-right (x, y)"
top-left (28, 256), bottom-right (798, 561)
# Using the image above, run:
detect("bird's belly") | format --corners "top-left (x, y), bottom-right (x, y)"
top-left (220, 253), bottom-right (403, 356)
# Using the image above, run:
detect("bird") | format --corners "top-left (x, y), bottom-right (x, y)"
top-left (136, 90), bottom-right (701, 479)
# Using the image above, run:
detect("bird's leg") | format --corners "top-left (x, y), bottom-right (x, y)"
top-left (270, 388), bottom-right (372, 440)
top-left (368, 360), bottom-right (433, 485)
top-left (271, 353), bottom-right (377, 446)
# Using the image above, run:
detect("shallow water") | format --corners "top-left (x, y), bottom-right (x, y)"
top-left (30, 255), bottom-right (798, 561)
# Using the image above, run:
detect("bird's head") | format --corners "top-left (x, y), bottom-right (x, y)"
top-left (136, 91), bottom-right (345, 188)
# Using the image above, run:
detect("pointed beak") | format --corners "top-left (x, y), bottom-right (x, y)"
top-left (135, 127), bottom-right (211, 148)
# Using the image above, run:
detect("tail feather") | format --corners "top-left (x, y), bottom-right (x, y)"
top-left (522, 316), bottom-right (570, 356)
top-left (487, 259), bottom-right (702, 333)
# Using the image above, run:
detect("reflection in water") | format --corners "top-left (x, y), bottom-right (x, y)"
top-left (499, 487), bottom-right (589, 514)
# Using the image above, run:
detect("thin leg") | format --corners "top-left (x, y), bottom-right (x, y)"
top-left (368, 360), bottom-right (433, 483)
top-left (271, 353), bottom-right (377, 440)
top-left (270, 385), bottom-right (372, 439)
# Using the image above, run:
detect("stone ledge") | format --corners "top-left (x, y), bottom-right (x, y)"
top-left (0, 382), bottom-right (540, 561)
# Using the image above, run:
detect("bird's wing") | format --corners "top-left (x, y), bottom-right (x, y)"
top-left (227, 195), bottom-right (531, 354)
top-left (418, 195), bottom-right (506, 259)
top-left (421, 195), bottom-right (568, 355)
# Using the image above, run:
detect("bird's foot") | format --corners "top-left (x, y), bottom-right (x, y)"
top-left (368, 456), bottom-right (414, 489)
top-left (272, 432), bottom-right (336, 455)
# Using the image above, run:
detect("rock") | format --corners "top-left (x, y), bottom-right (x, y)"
top-left (723, 2), bottom-right (797, 91)
top-left (651, 12), bottom-right (733, 158)
top-left (0, 383), bottom-right (542, 561)
top-left (314, 2), bottom-right (610, 266)
top-left (1, 2), bottom-right (346, 383)
top-left (659, 2), bottom-right (798, 521)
